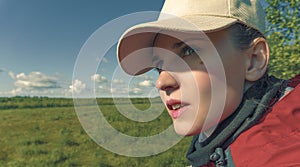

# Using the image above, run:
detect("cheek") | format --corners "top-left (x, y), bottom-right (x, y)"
top-left (194, 72), bottom-right (212, 99)
top-left (182, 71), bottom-right (213, 133)
top-left (182, 70), bottom-right (212, 102)
top-left (190, 62), bottom-right (245, 129)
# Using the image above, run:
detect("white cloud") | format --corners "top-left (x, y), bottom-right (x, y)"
top-left (8, 71), bottom-right (15, 79)
top-left (130, 88), bottom-right (142, 94)
top-left (97, 85), bottom-right (109, 92)
top-left (112, 79), bottom-right (124, 84)
top-left (138, 80), bottom-right (154, 87)
top-left (96, 57), bottom-right (108, 63)
top-left (102, 57), bottom-right (108, 63)
top-left (91, 74), bottom-right (107, 83)
top-left (9, 88), bottom-right (22, 96)
top-left (3, 71), bottom-right (63, 96)
top-left (10, 71), bottom-right (60, 90)
top-left (109, 86), bottom-right (130, 95)
top-left (142, 75), bottom-right (153, 80)
top-left (110, 87), bottom-right (117, 94)
top-left (69, 79), bottom-right (86, 94)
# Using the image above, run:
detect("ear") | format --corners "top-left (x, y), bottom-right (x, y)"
top-left (245, 38), bottom-right (269, 81)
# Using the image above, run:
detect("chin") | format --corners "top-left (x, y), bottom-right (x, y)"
top-left (173, 122), bottom-right (201, 136)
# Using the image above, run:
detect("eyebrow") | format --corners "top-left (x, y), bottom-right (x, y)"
top-left (173, 38), bottom-right (209, 48)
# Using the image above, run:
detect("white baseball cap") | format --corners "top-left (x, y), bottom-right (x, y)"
top-left (117, 0), bottom-right (265, 75)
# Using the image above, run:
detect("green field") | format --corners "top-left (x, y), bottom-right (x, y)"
top-left (0, 97), bottom-right (192, 166)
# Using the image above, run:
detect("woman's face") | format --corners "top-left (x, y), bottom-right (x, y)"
top-left (153, 29), bottom-right (248, 136)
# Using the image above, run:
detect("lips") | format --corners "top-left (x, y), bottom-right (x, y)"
top-left (166, 99), bottom-right (189, 119)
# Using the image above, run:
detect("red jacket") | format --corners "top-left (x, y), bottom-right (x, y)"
top-left (228, 74), bottom-right (300, 166)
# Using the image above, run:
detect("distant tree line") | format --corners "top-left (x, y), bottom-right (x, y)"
top-left (0, 96), bottom-right (161, 110)
top-left (0, 96), bottom-right (74, 109)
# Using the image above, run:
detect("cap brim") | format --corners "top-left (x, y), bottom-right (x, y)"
top-left (117, 15), bottom-right (237, 75)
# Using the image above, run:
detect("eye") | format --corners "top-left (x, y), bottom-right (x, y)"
top-left (180, 45), bottom-right (204, 64)
top-left (182, 46), bottom-right (197, 56)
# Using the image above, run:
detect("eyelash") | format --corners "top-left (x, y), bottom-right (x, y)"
top-left (182, 46), bottom-right (199, 57)
top-left (154, 46), bottom-right (202, 74)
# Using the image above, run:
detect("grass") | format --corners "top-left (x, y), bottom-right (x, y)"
top-left (0, 102), bottom-right (192, 166)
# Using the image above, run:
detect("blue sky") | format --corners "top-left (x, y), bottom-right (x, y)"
top-left (0, 0), bottom-right (270, 98)
top-left (0, 0), bottom-right (163, 97)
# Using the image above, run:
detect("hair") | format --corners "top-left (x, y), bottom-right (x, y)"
top-left (229, 22), bottom-right (265, 50)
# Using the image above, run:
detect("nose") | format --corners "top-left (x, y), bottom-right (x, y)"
top-left (155, 71), bottom-right (179, 95)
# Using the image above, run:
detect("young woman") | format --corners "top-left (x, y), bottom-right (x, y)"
top-left (117, 0), bottom-right (300, 166)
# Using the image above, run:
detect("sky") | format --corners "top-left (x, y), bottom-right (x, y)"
top-left (0, 0), bottom-right (164, 97)
top-left (0, 0), bottom-right (270, 98)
